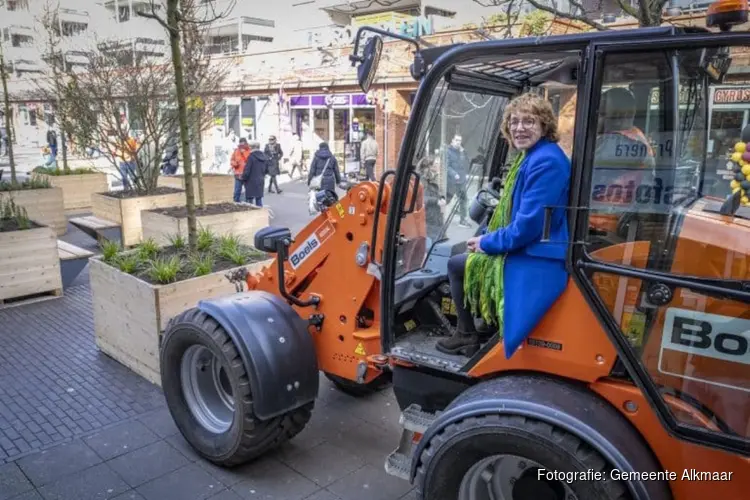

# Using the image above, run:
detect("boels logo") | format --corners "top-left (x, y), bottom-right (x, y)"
top-left (289, 221), bottom-right (335, 270)
top-left (290, 236), bottom-right (319, 269)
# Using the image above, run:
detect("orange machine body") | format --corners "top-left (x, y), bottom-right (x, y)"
top-left (246, 177), bottom-right (750, 495)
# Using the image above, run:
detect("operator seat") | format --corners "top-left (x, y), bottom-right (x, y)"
top-left (590, 87), bottom-right (657, 246)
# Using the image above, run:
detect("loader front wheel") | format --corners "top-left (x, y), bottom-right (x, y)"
top-left (415, 414), bottom-right (630, 500)
top-left (160, 308), bottom-right (313, 467)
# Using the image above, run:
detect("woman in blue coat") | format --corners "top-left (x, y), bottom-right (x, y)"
top-left (436, 92), bottom-right (571, 359)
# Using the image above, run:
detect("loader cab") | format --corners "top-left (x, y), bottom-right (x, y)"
top-left (354, 23), bottom-right (750, 460)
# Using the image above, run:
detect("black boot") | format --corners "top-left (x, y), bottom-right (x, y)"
top-left (436, 330), bottom-right (480, 356)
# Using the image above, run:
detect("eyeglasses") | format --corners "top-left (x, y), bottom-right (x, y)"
top-left (509, 117), bottom-right (538, 130)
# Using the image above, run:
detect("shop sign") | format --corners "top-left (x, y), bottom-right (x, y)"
top-left (649, 87), bottom-right (691, 105)
top-left (713, 87), bottom-right (750, 104)
top-left (325, 94), bottom-right (350, 107)
top-left (242, 117), bottom-right (254, 126)
top-left (353, 12), bottom-right (433, 37)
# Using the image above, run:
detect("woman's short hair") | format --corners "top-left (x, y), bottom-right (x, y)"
top-left (501, 92), bottom-right (560, 144)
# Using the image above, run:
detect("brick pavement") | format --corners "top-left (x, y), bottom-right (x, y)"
top-left (0, 220), bottom-right (416, 500)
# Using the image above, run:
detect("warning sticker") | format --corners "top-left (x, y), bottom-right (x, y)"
top-left (335, 203), bottom-right (345, 219)
top-left (354, 342), bottom-right (367, 356)
top-left (289, 220), bottom-right (335, 269)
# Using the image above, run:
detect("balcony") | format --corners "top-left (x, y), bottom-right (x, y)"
top-left (99, 16), bottom-right (166, 42)
top-left (5, 45), bottom-right (39, 62)
top-left (318, 0), bottom-right (419, 15)
top-left (58, 7), bottom-right (90, 25)
top-left (1, 8), bottom-right (34, 29)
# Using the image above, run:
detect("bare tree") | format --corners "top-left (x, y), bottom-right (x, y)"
top-left (181, 0), bottom-right (233, 209)
top-left (61, 48), bottom-right (178, 194)
top-left (0, 1), bottom-right (17, 183)
top-left (138, 0), bottom-right (236, 249)
top-left (34, 0), bottom-right (77, 172)
top-left (473, 0), bottom-right (670, 30)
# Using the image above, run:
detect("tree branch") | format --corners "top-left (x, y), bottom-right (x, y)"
top-left (523, 0), bottom-right (609, 30)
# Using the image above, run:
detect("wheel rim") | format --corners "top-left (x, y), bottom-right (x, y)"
top-left (180, 345), bottom-right (235, 434)
top-left (458, 455), bottom-right (579, 500)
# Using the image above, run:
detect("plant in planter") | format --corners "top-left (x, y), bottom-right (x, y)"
top-left (89, 228), bottom-right (272, 384)
top-left (0, 174), bottom-right (66, 236)
top-left (33, 166), bottom-right (109, 213)
top-left (0, 196), bottom-right (63, 303)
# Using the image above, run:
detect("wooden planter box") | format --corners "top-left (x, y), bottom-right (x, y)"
top-left (158, 174), bottom-right (234, 204)
top-left (89, 256), bottom-right (272, 385)
top-left (41, 172), bottom-right (109, 213)
top-left (91, 190), bottom-right (186, 247)
top-left (142, 205), bottom-right (270, 246)
top-left (0, 188), bottom-right (66, 236)
top-left (0, 226), bottom-right (63, 304)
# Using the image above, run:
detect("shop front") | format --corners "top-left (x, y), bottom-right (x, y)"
top-left (290, 93), bottom-right (376, 173)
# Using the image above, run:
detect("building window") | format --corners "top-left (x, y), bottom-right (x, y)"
top-left (61, 22), bottom-right (87, 37)
top-left (7, 0), bottom-right (29, 11)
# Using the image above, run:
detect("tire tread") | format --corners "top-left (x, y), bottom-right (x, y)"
top-left (414, 414), bottom-right (630, 500)
top-left (163, 308), bottom-right (313, 467)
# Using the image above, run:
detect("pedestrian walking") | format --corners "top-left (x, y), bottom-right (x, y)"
top-left (360, 130), bottom-right (378, 181)
top-left (118, 135), bottom-right (138, 190)
top-left (0, 125), bottom-right (7, 157)
top-left (46, 128), bottom-right (58, 167)
top-left (230, 138), bottom-right (251, 202)
top-left (241, 141), bottom-right (268, 207)
top-left (288, 133), bottom-right (305, 179)
top-left (445, 135), bottom-right (471, 228)
top-left (264, 135), bottom-right (284, 194)
top-left (308, 141), bottom-right (341, 190)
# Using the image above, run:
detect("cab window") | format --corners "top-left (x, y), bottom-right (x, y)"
top-left (583, 46), bottom-right (750, 443)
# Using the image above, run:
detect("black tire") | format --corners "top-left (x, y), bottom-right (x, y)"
top-left (415, 414), bottom-right (630, 500)
top-left (160, 308), bottom-right (313, 467)
top-left (324, 372), bottom-right (391, 397)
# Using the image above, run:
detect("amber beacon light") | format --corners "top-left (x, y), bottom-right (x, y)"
top-left (707, 0), bottom-right (749, 30)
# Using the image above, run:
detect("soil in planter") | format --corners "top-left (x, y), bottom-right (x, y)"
top-left (0, 218), bottom-right (43, 232)
top-left (104, 186), bottom-right (184, 199)
top-left (107, 244), bottom-right (269, 285)
top-left (152, 202), bottom-right (259, 218)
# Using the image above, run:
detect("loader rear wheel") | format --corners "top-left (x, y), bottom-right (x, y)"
top-left (160, 308), bottom-right (313, 467)
top-left (324, 372), bottom-right (391, 397)
top-left (415, 414), bottom-right (630, 500)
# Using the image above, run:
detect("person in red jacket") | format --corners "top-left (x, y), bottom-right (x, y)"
top-left (230, 138), bottom-right (251, 202)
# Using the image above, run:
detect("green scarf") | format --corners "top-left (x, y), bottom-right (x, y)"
top-left (463, 152), bottom-right (525, 332)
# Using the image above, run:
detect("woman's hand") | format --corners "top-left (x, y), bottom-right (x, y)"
top-left (467, 236), bottom-right (485, 253)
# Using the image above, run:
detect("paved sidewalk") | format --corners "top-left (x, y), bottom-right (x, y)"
top-left (0, 214), bottom-right (415, 500)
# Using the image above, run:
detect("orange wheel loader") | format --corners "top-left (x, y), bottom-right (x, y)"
top-left (159, 2), bottom-right (750, 498)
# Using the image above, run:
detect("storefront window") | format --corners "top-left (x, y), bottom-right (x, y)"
top-left (314, 109), bottom-right (329, 144)
top-left (333, 108), bottom-right (349, 162)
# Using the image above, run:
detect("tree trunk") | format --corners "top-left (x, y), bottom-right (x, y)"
top-left (192, 111), bottom-right (205, 208)
top-left (167, 0), bottom-right (198, 249)
top-left (0, 40), bottom-right (16, 183)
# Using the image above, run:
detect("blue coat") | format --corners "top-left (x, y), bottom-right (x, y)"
top-left (478, 138), bottom-right (571, 359)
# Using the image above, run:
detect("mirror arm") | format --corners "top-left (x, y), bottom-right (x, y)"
top-left (350, 26), bottom-right (420, 65)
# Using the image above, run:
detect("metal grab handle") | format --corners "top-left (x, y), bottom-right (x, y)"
top-left (370, 170), bottom-right (397, 265)
top-left (403, 171), bottom-right (421, 216)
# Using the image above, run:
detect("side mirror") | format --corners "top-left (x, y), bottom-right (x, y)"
top-left (254, 226), bottom-right (292, 254)
top-left (356, 36), bottom-right (383, 93)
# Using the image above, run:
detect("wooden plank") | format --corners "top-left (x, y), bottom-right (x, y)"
top-left (158, 175), bottom-right (234, 204)
top-left (0, 227), bottom-right (63, 301)
top-left (41, 173), bottom-right (109, 211)
top-left (141, 206), bottom-right (269, 247)
top-left (92, 193), bottom-right (123, 225)
top-left (0, 289), bottom-right (63, 309)
top-left (57, 240), bottom-right (94, 259)
top-left (70, 215), bottom-right (119, 230)
top-left (89, 254), bottom-right (273, 386)
top-left (90, 258), bottom-right (161, 382)
top-left (0, 188), bottom-right (67, 236)
top-left (119, 191), bottom-right (185, 247)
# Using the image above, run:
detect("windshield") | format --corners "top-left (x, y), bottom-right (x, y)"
top-left (395, 82), bottom-right (507, 277)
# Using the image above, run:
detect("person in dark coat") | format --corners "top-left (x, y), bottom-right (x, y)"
top-left (264, 135), bottom-right (284, 194)
top-left (445, 135), bottom-right (471, 227)
top-left (307, 142), bottom-right (341, 193)
top-left (241, 141), bottom-right (268, 207)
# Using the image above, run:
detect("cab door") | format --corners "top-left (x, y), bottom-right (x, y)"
top-left (572, 36), bottom-right (750, 455)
